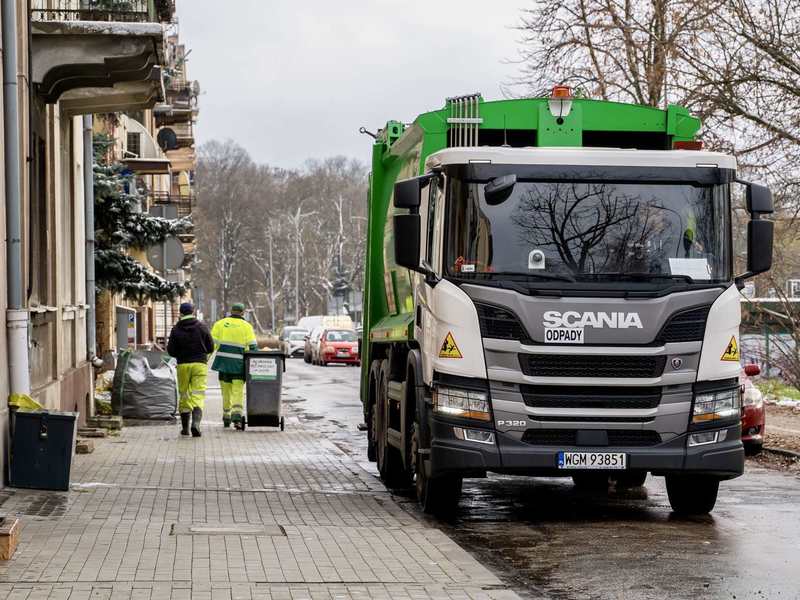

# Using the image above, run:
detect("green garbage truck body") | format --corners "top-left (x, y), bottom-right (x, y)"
top-left (360, 91), bottom-right (774, 515)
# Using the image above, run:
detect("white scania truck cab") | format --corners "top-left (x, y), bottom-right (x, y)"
top-left (388, 145), bottom-right (774, 515)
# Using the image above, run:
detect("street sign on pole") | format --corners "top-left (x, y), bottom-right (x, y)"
top-left (146, 236), bottom-right (185, 272)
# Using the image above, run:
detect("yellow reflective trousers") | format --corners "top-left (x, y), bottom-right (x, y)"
top-left (177, 362), bottom-right (208, 413)
top-left (219, 375), bottom-right (244, 422)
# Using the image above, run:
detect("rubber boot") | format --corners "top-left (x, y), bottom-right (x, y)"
top-left (180, 413), bottom-right (190, 436)
top-left (223, 417), bottom-right (231, 428)
top-left (191, 408), bottom-right (202, 437)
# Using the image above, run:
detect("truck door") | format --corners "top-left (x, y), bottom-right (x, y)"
top-left (416, 175), bottom-right (444, 384)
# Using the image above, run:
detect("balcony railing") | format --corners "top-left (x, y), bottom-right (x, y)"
top-left (31, 0), bottom-right (173, 23)
top-left (151, 191), bottom-right (194, 220)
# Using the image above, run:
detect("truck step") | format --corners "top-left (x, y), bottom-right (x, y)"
top-left (387, 381), bottom-right (404, 403)
top-left (387, 427), bottom-right (403, 450)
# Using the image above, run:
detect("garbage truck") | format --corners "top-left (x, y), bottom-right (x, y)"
top-left (359, 88), bottom-right (774, 515)
top-left (361, 86), bottom-right (773, 514)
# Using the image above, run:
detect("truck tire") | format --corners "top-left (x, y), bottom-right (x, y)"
top-left (376, 360), bottom-right (408, 487)
top-left (666, 475), bottom-right (719, 515)
top-left (613, 471), bottom-right (648, 489)
top-left (572, 473), bottom-right (610, 491)
top-left (366, 402), bottom-right (377, 462)
top-left (411, 422), bottom-right (462, 515)
top-left (366, 362), bottom-right (381, 463)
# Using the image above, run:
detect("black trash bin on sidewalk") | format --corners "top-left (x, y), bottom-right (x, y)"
top-left (242, 351), bottom-right (286, 431)
top-left (10, 410), bottom-right (78, 491)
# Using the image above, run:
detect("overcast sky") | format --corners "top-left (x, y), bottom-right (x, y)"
top-left (177, 1), bottom-right (528, 169)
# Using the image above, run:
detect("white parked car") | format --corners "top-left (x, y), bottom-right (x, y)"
top-left (279, 327), bottom-right (308, 358)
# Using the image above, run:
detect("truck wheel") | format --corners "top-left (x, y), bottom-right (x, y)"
top-left (614, 471), bottom-right (648, 489)
top-left (366, 362), bottom-right (382, 463)
top-left (376, 361), bottom-right (408, 487)
top-left (572, 473), bottom-right (610, 491)
top-left (411, 422), bottom-right (462, 515)
top-left (666, 475), bottom-right (719, 515)
top-left (366, 403), bottom-right (377, 462)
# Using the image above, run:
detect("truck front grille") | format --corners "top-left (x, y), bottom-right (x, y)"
top-left (521, 385), bottom-right (662, 409)
top-left (658, 305), bottom-right (710, 343)
top-left (475, 303), bottom-right (531, 342)
top-left (519, 354), bottom-right (666, 378)
top-left (522, 429), bottom-right (662, 447)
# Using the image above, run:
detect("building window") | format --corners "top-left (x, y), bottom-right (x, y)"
top-left (127, 132), bottom-right (141, 157)
top-left (788, 279), bottom-right (800, 299)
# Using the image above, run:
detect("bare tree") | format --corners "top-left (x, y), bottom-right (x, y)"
top-left (511, 0), bottom-right (723, 107)
top-left (195, 140), bottom-right (258, 312)
top-left (511, 0), bottom-right (800, 383)
top-left (194, 143), bottom-right (367, 330)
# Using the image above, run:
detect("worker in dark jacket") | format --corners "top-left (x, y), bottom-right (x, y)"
top-left (167, 302), bottom-right (214, 437)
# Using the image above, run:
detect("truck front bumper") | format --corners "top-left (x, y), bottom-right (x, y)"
top-left (429, 418), bottom-right (744, 480)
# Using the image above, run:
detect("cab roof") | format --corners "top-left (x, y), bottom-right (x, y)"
top-left (425, 146), bottom-right (737, 171)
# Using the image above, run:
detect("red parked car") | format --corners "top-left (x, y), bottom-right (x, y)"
top-left (741, 364), bottom-right (765, 456)
top-left (315, 329), bottom-right (360, 366)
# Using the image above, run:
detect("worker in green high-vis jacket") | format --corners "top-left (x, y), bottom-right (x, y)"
top-left (211, 303), bottom-right (258, 428)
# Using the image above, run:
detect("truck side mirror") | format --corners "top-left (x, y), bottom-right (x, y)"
top-left (394, 174), bottom-right (434, 209)
top-left (393, 214), bottom-right (421, 270)
top-left (746, 183), bottom-right (774, 214)
top-left (736, 180), bottom-right (774, 282)
top-left (747, 219), bottom-right (773, 275)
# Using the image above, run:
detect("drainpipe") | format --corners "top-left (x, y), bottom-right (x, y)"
top-left (3, 0), bottom-right (31, 396)
top-left (83, 115), bottom-right (99, 364)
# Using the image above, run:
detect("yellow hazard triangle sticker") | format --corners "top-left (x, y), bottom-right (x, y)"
top-left (721, 336), bottom-right (740, 361)
top-left (439, 331), bottom-right (463, 359)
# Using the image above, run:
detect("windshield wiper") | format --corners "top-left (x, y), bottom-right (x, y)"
top-left (577, 272), bottom-right (695, 283)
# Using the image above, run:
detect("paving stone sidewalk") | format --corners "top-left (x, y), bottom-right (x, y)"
top-left (0, 376), bottom-right (520, 600)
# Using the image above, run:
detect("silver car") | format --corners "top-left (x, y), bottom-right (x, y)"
top-left (279, 327), bottom-right (308, 358)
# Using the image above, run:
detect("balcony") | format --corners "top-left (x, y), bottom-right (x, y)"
top-left (31, 1), bottom-right (172, 113)
top-left (171, 121), bottom-right (195, 148)
top-left (149, 191), bottom-right (195, 248)
top-left (150, 191), bottom-right (194, 220)
top-left (31, 0), bottom-right (174, 23)
top-left (154, 104), bottom-right (196, 127)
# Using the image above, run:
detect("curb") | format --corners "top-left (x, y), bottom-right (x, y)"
top-left (763, 446), bottom-right (800, 460)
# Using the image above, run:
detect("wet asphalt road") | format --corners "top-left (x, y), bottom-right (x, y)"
top-left (282, 359), bottom-right (800, 600)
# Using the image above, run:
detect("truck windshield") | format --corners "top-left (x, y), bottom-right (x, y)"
top-left (445, 175), bottom-right (731, 284)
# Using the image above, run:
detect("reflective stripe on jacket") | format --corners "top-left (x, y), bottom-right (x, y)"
top-left (211, 316), bottom-right (258, 375)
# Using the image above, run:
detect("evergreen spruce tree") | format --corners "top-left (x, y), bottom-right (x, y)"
top-left (93, 133), bottom-right (192, 303)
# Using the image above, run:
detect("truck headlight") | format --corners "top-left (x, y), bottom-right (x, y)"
top-left (692, 387), bottom-right (740, 425)
top-left (433, 386), bottom-right (491, 421)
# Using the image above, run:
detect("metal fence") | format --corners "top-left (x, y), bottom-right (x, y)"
top-left (150, 192), bottom-right (194, 220)
top-left (31, 0), bottom-right (152, 23)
